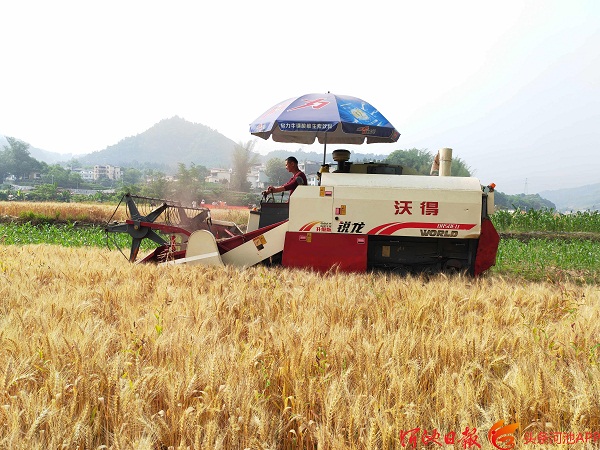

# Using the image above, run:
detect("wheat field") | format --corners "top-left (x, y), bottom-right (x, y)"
top-left (1, 244), bottom-right (599, 449)
top-left (0, 200), bottom-right (249, 226)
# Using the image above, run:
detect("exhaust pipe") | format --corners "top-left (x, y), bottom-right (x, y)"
top-left (430, 148), bottom-right (453, 176)
top-left (439, 148), bottom-right (452, 176)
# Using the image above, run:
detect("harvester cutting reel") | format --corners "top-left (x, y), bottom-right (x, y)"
top-left (105, 193), bottom-right (243, 263)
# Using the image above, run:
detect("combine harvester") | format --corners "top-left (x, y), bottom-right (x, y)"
top-left (106, 148), bottom-right (499, 276)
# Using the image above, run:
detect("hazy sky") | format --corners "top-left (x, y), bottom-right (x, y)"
top-left (1, 1), bottom-right (598, 194)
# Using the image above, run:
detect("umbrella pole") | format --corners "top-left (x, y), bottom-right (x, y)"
top-left (318, 133), bottom-right (329, 186)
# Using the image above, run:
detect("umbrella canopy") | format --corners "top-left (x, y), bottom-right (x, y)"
top-left (250, 93), bottom-right (400, 146)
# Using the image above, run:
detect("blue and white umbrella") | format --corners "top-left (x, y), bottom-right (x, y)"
top-left (250, 93), bottom-right (400, 163)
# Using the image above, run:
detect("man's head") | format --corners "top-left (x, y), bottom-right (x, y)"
top-left (285, 156), bottom-right (299, 172)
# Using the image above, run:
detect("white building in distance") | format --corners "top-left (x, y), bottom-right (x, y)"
top-left (93, 165), bottom-right (122, 181)
top-left (71, 168), bottom-right (94, 181)
top-left (206, 168), bottom-right (231, 184)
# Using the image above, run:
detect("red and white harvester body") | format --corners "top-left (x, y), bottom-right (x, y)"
top-left (107, 149), bottom-right (499, 275)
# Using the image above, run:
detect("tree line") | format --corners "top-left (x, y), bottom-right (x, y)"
top-left (0, 139), bottom-right (286, 205)
top-left (2, 137), bottom-right (552, 210)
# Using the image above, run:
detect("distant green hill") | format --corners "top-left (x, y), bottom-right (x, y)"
top-left (77, 116), bottom-right (238, 170)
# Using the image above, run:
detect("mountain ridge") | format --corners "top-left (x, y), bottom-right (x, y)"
top-left (75, 116), bottom-right (238, 169)
top-left (540, 183), bottom-right (600, 212)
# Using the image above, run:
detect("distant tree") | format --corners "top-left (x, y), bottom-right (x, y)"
top-left (386, 148), bottom-right (433, 175)
top-left (38, 161), bottom-right (49, 173)
top-left (1, 137), bottom-right (42, 180)
top-left (122, 168), bottom-right (144, 185)
top-left (0, 149), bottom-right (8, 182)
top-left (27, 183), bottom-right (58, 201)
top-left (494, 192), bottom-right (555, 211)
top-left (174, 163), bottom-right (193, 197)
top-left (143, 168), bottom-right (162, 181)
top-left (172, 162), bottom-right (210, 204)
top-left (117, 183), bottom-right (142, 197)
top-left (450, 157), bottom-right (472, 177)
top-left (189, 162), bottom-right (209, 181)
top-left (231, 141), bottom-right (259, 192)
top-left (140, 171), bottom-right (170, 199)
top-left (264, 158), bottom-right (289, 186)
top-left (385, 148), bottom-right (471, 177)
top-left (42, 164), bottom-right (83, 188)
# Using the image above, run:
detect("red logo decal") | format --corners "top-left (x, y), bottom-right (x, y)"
top-left (488, 420), bottom-right (519, 450)
top-left (288, 98), bottom-right (330, 111)
top-left (356, 126), bottom-right (376, 135)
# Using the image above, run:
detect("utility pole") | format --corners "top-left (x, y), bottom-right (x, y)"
top-left (524, 178), bottom-right (528, 195)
